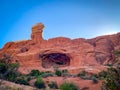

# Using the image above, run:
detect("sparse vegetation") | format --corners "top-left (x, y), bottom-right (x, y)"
top-left (98, 70), bottom-right (108, 79)
top-left (15, 75), bottom-right (29, 85)
top-left (3, 52), bottom-right (120, 90)
top-left (40, 72), bottom-right (54, 78)
top-left (5, 70), bottom-right (19, 82)
top-left (101, 64), bottom-right (120, 90)
top-left (60, 82), bottom-right (79, 90)
top-left (0, 54), bottom-right (19, 84)
top-left (29, 70), bottom-right (41, 77)
top-left (48, 81), bottom-right (58, 89)
top-left (100, 50), bottom-right (120, 90)
top-left (55, 69), bottom-right (62, 76)
top-left (34, 76), bottom-right (46, 89)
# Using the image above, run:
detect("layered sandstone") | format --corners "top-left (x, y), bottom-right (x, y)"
top-left (0, 23), bottom-right (120, 74)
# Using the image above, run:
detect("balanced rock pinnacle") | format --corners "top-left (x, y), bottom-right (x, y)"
top-left (31, 23), bottom-right (44, 42)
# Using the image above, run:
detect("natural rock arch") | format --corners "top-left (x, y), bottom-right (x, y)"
top-left (40, 53), bottom-right (71, 68)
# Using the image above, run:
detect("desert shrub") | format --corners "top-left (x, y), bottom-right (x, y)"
top-left (61, 69), bottom-right (72, 77)
top-left (98, 70), bottom-right (108, 79)
top-left (101, 50), bottom-right (120, 90)
top-left (62, 69), bottom-right (68, 73)
top-left (0, 63), bottom-right (7, 74)
top-left (40, 71), bottom-right (45, 75)
top-left (101, 64), bottom-right (120, 90)
top-left (5, 71), bottom-right (18, 82)
top-left (15, 76), bottom-right (29, 85)
top-left (29, 70), bottom-right (41, 77)
top-left (55, 69), bottom-right (62, 76)
top-left (9, 63), bottom-right (19, 70)
top-left (26, 76), bottom-right (33, 82)
top-left (91, 76), bottom-right (99, 84)
top-left (16, 78), bottom-right (29, 85)
top-left (40, 72), bottom-right (54, 78)
top-left (60, 82), bottom-right (79, 90)
top-left (34, 77), bottom-right (46, 89)
top-left (77, 70), bottom-right (89, 79)
top-left (48, 81), bottom-right (58, 89)
top-left (77, 70), bottom-right (87, 77)
top-left (0, 57), bottom-right (19, 82)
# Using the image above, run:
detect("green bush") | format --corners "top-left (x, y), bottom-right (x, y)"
top-left (55, 69), bottom-right (62, 76)
top-left (98, 70), bottom-right (108, 79)
top-left (29, 70), bottom-right (41, 77)
top-left (48, 81), bottom-right (58, 89)
top-left (60, 82), bottom-right (79, 90)
top-left (16, 78), bottom-right (29, 85)
top-left (5, 71), bottom-right (18, 82)
top-left (15, 76), bottom-right (29, 85)
top-left (0, 58), bottom-right (20, 82)
top-left (9, 63), bottom-right (19, 70)
top-left (0, 63), bottom-right (7, 74)
top-left (26, 76), bottom-right (32, 82)
top-left (34, 77), bottom-right (46, 89)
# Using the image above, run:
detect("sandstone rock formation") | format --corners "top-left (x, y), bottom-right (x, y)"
top-left (31, 23), bottom-right (44, 42)
top-left (0, 23), bottom-right (120, 74)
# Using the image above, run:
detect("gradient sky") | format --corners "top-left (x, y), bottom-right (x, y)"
top-left (0, 0), bottom-right (120, 48)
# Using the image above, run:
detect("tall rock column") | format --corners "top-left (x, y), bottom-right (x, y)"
top-left (31, 23), bottom-right (44, 42)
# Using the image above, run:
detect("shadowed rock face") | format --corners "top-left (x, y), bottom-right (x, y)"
top-left (40, 53), bottom-right (70, 68)
top-left (0, 23), bottom-right (120, 74)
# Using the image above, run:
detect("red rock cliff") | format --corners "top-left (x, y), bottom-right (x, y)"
top-left (0, 23), bottom-right (120, 74)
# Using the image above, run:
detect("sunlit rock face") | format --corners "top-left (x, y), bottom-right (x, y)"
top-left (0, 23), bottom-right (120, 74)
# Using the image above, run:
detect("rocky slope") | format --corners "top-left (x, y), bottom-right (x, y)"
top-left (0, 23), bottom-right (120, 74)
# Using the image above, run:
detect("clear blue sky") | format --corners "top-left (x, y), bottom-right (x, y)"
top-left (0, 0), bottom-right (120, 48)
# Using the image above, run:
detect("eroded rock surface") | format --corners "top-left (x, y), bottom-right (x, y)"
top-left (0, 23), bottom-right (120, 74)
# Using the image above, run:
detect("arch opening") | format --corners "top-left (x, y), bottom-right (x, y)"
top-left (40, 53), bottom-right (70, 68)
